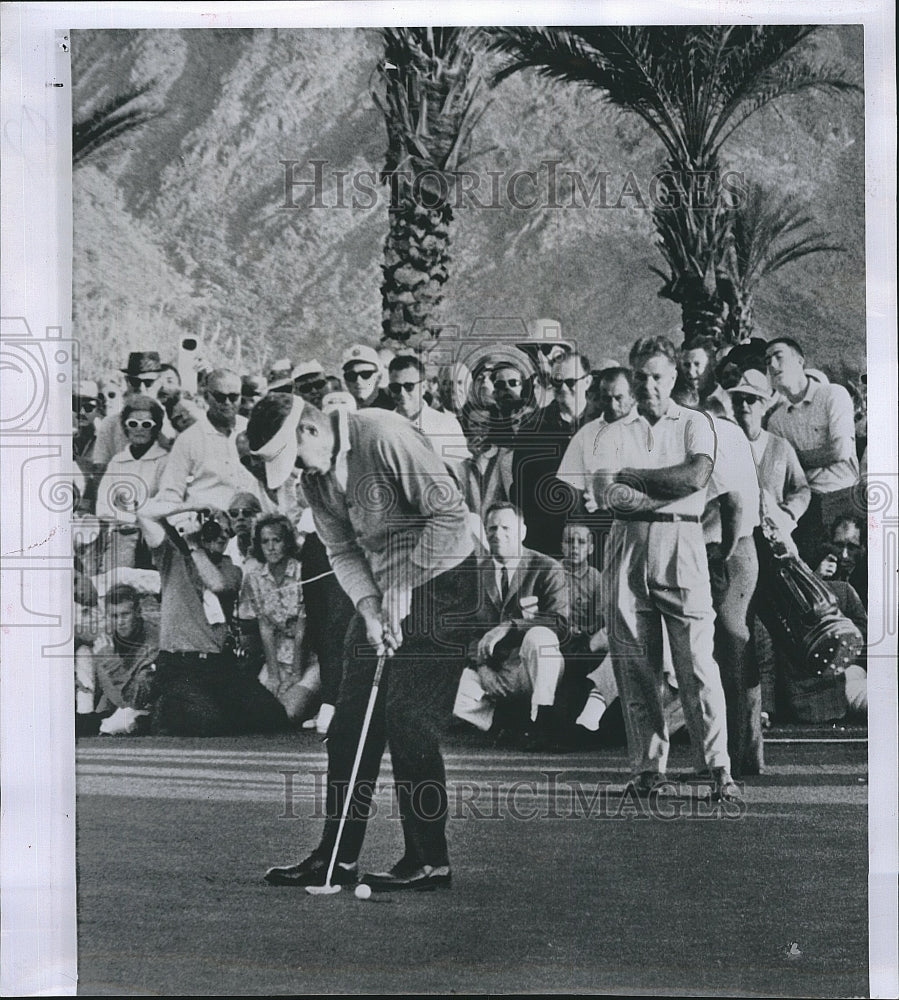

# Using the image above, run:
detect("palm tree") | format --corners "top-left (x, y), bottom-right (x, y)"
top-left (73, 84), bottom-right (158, 166)
top-left (722, 182), bottom-right (844, 342)
top-left (373, 28), bottom-right (488, 349)
top-left (485, 26), bottom-right (860, 342)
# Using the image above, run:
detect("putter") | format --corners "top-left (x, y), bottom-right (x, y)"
top-left (306, 652), bottom-right (388, 896)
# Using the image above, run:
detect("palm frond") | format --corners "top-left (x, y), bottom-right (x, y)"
top-left (73, 84), bottom-right (158, 165)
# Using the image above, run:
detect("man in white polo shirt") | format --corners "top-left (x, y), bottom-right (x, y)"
top-left (570, 335), bottom-right (737, 801)
top-left (764, 337), bottom-right (860, 561)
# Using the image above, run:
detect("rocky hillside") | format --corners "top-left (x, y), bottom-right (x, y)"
top-left (71, 26), bottom-right (866, 379)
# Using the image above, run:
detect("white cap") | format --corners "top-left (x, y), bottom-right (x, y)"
top-left (250, 396), bottom-right (305, 490)
top-left (292, 359), bottom-right (324, 380)
top-left (341, 344), bottom-right (381, 370)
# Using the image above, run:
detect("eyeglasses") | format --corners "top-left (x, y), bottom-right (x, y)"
top-left (128, 375), bottom-right (159, 388)
top-left (76, 399), bottom-right (98, 413)
top-left (387, 381), bottom-right (422, 396)
top-left (344, 369), bottom-right (378, 383)
top-left (124, 418), bottom-right (156, 429)
top-left (209, 390), bottom-right (241, 404)
top-left (551, 374), bottom-right (589, 390)
top-left (295, 378), bottom-right (326, 393)
top-left (228, 507), bottom-right (258, 518)
top-left (492, 378), bottom-right (521, 390)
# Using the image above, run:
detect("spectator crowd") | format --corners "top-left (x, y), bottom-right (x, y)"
top-left (71, 330), bottom-right (868, 792)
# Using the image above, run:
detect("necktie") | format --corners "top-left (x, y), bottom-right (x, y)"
top-left (500, 565), bottom-right (510, 604)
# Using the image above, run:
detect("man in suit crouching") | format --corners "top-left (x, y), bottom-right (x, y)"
top-left (454, 502), bottom-right (570, 750)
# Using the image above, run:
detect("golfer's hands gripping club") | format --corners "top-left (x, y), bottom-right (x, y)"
top-left (358, 587), bottom-right (412, 657)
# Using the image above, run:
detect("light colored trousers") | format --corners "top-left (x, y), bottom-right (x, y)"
top-left (604, 520), bottom-right (730, 775)
top-left (453, 626), bottom-right (564, 730)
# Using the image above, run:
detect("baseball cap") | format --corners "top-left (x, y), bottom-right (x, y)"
top-left (341, 344), bottom-right (381, 371)
top-left (726, 369), bottom-right (771, 400)
top-left (249, 396), bottom-right (305, 490)
top-left (292, 359), bottom-right (324, 381)
top-left (267, 358), bottom-right (294, 390)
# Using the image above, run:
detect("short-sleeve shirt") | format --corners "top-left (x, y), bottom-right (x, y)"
top-left (559, 403), bottom-right (715, 518)
top-left (703, 417), bottom-right (761, 543)
top-left (765, 375), bottom-right (859, 493)
top-left (241, 559), bottom-right (305, 664)
top-left (153, 537), bottom-right (240, 653)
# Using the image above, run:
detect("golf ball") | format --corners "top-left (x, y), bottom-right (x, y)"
top-left (354, 883), bottom-right (372, 900)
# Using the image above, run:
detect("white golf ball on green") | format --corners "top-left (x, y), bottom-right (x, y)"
top-left (354, 883), bottom-right (372, 900)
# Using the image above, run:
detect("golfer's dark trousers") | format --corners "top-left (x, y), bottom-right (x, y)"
top-left (318, 555), bottom-right (479, 869)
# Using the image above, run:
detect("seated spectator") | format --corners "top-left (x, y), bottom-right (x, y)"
top-left (387, 355), bottom-right (469, 471)
top-left (138, 501), bottom-right (287, 735)
top-left (764, 337), bottom-right (860, 562)
top-left (342, 344), bottom-right (394, 410)
top-left (242, 514), bottom-right (319, 722)
top-left (815, 514), bottom-right (867, 608)
top-left (74, 569), bottom-right (102, 734)
top-left (728, 369), bottom-right (810, 550)
top-left (95, 395), bottom-right (169, 570)
top-left (240, 374), bottom-right (267, 417)
top-left (673, 336), bottom-right (734, 418)
top-left (155, 368), bottom-right (267, 512)
top-left (90, 584), bottom-right (159, 735)
top-left (452, 503), bottom-right (568, 750)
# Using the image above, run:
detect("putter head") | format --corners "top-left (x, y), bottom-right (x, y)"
top-left (305, 883), bottom-right (342, 896)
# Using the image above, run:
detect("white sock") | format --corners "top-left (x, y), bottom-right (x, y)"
top-left (576, 691), bottom-right (607, 732)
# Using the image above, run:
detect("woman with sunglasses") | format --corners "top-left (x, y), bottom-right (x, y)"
top-left (95, 395), bottom-right (170, 570)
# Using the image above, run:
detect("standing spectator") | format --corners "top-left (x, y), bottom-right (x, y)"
top-left (674, 336), bottom-right (734, 418)
top-left (137, 502), bottom-right (286, 736)
top-left (72, 379), bottom-right (101, 481)
top-left (240, 374), bottom-right (267, 417)
top-left (95, 395), bottom-right (169, 570)
top-left (91, 584), bottom-right (158, 735)
top-left (436, 361), bottom-right (471, 415)
top-left (225, 491), bottom-right (265, 677)
top-left (242, 514), bottom-right (319, 722)
top-left (248, 395), bottom-right (476, 892)
top-left (387, 355), bottom-right (469, 471)
top-left (510, 350), bottom-right (597, 557)
top-left (700, 400), bottom-right (763, 777)
top-left (266, 359), bottom-right (295, 394)
top-left (764, 337), bottom-right (860, 561)
top-left (453, 503), bottom-right (569, 750)
top-left (583, 336), bottom-right (737, 800)
top-left (341, 344), bottom-right (394, 410)
top-left (155, 368), bottom-right (266, 512)
top-left (728, 369), bottom-right (810, 549)
top-left (292, 361), bottom-right (327, 408)
top-left (458, 407), bottom-right (515, 533)
top-left (97, 371), bottom-right (126, 417)
top-left (93, 352), bottom-right (167, 472)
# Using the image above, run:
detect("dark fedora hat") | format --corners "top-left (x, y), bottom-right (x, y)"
top-left (121, 351), bottom-right (163, 377)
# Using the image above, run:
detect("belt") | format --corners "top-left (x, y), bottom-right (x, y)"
top-left (614, 512), bottom-right (700, 523)
top-left (163, 650), bottom-right (220, 661)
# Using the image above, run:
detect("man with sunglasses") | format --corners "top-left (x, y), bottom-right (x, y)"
top-left (341, 344), bottom-right (394, 410)
top-left (156, 368), bottom-right (267, 513)
top-left (292, 360), bottom-right (327, 408)
top-left (239, 374), bottom-right (268, 417)
top-left (387, 355), bottom-right (469, 474)
top-left (509, 350), bottom-right (597, 557)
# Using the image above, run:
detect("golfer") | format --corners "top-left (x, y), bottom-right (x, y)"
top-left (247, 395), bottom-right (477, 892)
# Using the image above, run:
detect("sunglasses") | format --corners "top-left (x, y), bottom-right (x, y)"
top-left (128, 375), bottom-right (159, 387)
top-left (228, 507), bottom-right (259, 518)
top-left (492, 378), bottom-right (521, 390)
top-left (241, 390), bottom-right (263, 400)
top-left (731, 394), bottom-right (765, 407)
top-left (76, 399), bottom-right (98, 413)
top-left (387, 381), bottom-right (421, 396)
top-left (295, 378), bottom-right (326, 393)
top-left (124, 418), bottom-right (156, 429)
top-left (209, 390), bottom-right (241, 404)
top-left (551, 375), bottom-right (589, 390)
top-left (344, 369), bottom-right (378, 383)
